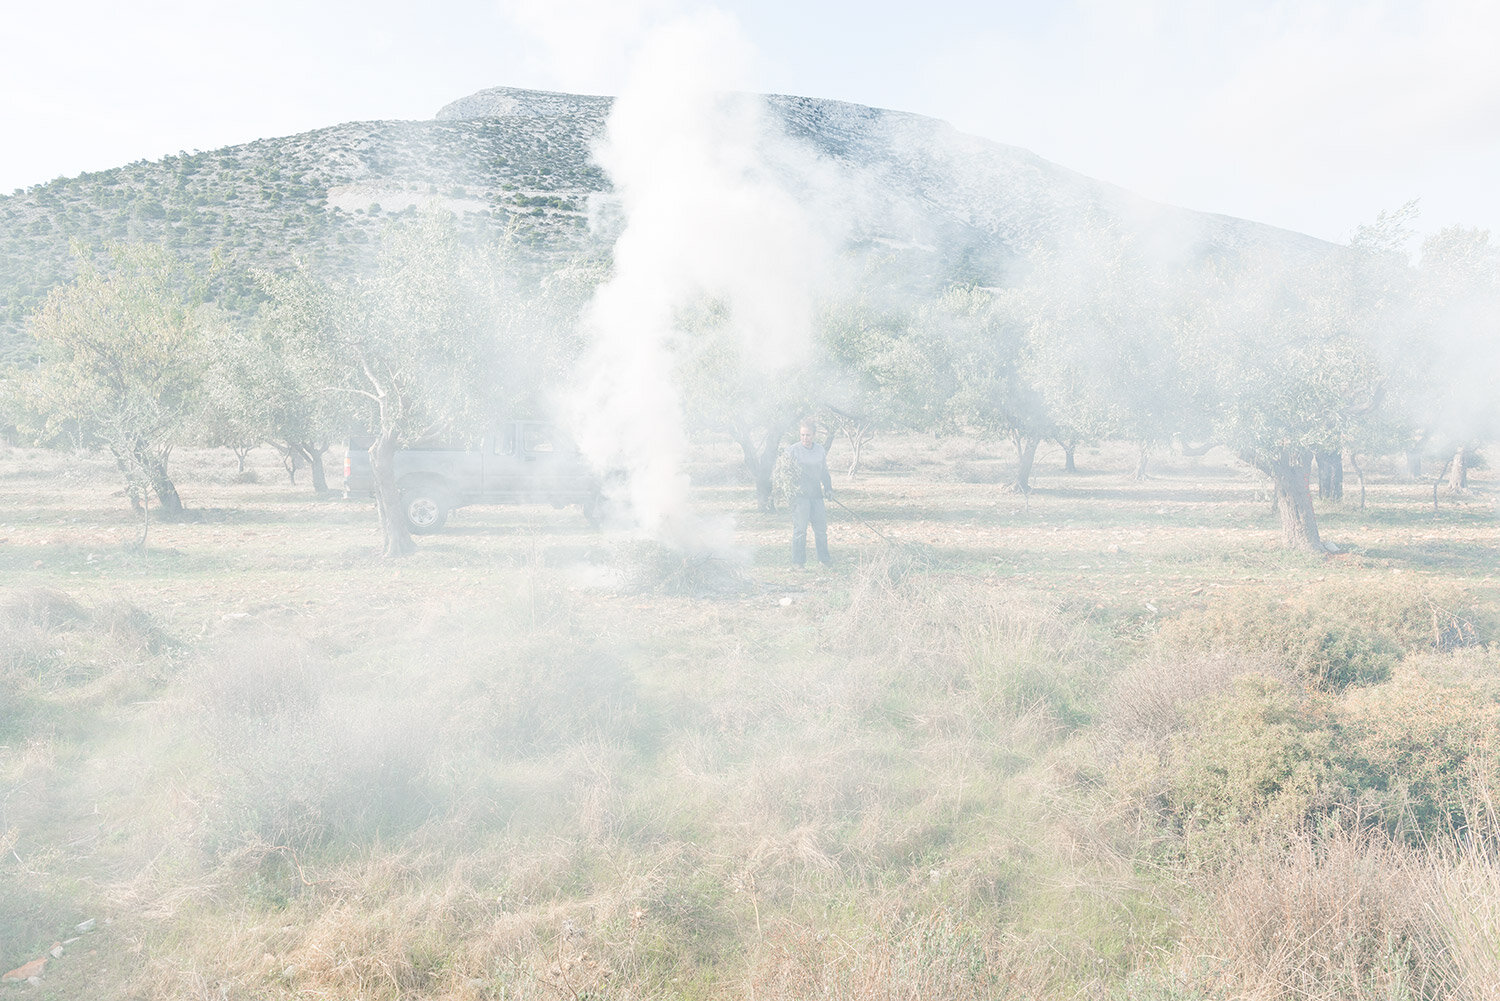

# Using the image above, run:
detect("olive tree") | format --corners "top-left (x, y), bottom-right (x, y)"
top-left (198, 314), bottom-right (352, 492)
top-left (11, 242), bottom-right (209, 522)
top-left (1414, 224), bottom-right (1499, 491)
top-left (940, 284), bottom-right (1054, 492)
top-left (1015, 226), bottom-right (1195, 479)
top-left (1186, 251), bottom-right (1389, 552)
top-left (815, 294), bottom-right (948, 477)
top-left (676, 296), bottom-right (817, 511)
top-left (266, 210), bottom-right (515, 557)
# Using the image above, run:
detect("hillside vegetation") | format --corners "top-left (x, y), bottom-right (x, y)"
top-left (0, 87), bottom-right (1326, 364)
top-left (2, 437), bottom-right (1497, 999)
top-left (0, 99), bottom-right (608, 362)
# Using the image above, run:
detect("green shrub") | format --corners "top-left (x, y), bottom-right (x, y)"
top-left (1165, 675), bottom-right (1345, 830)
top-left (1156, 665), bottom-right (1498, 840)
top-left (1341, 671), bottom-right (1499, 838)
top-left (1155, 578), bottom-right (1485, 690)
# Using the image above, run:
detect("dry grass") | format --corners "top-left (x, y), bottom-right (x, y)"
top-left (1147, 788), bottom-right (1500, 1001)
top-left (0, 437), bottom-right (1496, 998)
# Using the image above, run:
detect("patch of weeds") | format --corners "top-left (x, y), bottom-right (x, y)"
top-left (0, 588), bottom-right (90, 630)
top-left (207, 703), bottom-right (439, 862)
top-left (951, 460), bottom-right (1007, 484)
top-left (831, 546), bottom-right (944, 663)
top-left (959, 601), bottom-right (1105, 730)
top-left (1099, 649), bottom-right (1285, 748)
top-left (1154, 579), bottom-right (1484, 689)
top-left (1164, 674), bottom-right (1345, 831)
top-left (1110, 970), bottom-right (1216, 1000)
top-left (0, 589), bottom-right (175, 735)
top-left (196, 631), bottom-right (322, 721)
top-left (434, 629), bottom-right (649, 761)
top-left (1179, 830), bottom-right (1436, 999)
top-left (748, 906), bottom-right (1012, 1000)
top-left (91, 599), bottom-right (174, 656)
top-left (199, 640), bottom-right (438, 861)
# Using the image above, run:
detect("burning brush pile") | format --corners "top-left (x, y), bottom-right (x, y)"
top-left (608, 539), bottom-right (754, 598)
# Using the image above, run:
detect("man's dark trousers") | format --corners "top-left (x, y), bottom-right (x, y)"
top-left (792, 494), bottom-right (830, 565)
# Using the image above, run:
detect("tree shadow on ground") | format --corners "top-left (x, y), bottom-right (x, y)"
top-left (1027, 486), bottom-right (1254, 504)
top-left (1361, 541), bottom-right (1500, 575)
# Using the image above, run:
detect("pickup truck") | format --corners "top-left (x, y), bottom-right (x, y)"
top-left (343, 420), bottom-right (602, 533)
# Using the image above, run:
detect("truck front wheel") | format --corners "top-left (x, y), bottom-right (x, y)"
top-left (401, 487), bottom-right (449, 533)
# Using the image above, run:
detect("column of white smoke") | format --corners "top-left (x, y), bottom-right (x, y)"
top-left (571, 9), bottom-right (831, 553)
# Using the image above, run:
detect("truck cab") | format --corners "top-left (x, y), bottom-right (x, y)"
top-left (343, 420), bottom-right (602, 532)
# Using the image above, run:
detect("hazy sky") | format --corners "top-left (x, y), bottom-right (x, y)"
top-left (3, 0), bottom-right (1496, 244)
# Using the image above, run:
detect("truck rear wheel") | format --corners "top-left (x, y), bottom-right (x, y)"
top-left (401, 487), bottom-right (449, 533)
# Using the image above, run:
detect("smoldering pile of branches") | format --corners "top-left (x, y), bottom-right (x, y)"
top-left (609, 540), bottom-right (754, 598)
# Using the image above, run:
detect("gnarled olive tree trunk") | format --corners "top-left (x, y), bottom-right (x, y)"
top-left (112, 440), bottom-right (183, 518)
top-left (735, 422), bottom-right (790, 513)
top-left (272, 440), bottom-right (331, 494)
top-left (146, 455), bottom-right (184, 517)
top-left (303, 444), bottom-right (329, 495)
top-left (1447, 446), bottom-right (1470, 492)
top-left (1011, 432), bottom-right (1041, 493)
top-left (370, 433), bottom-right (415, 558)
top-left (1249, 449), bottom-right (1324, 552)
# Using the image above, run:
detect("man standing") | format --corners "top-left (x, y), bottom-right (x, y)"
top-left (785, 418), bottom-right (833, 566)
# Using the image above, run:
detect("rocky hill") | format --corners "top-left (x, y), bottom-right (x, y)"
top-left (0, 86), bottom-right (1332, 363)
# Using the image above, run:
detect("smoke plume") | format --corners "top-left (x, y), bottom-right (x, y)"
top-left (570, 9), bottom-right (835, 551)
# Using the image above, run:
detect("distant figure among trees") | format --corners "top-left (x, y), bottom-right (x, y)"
top-left (781, 418), bottom-right (834, 567)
